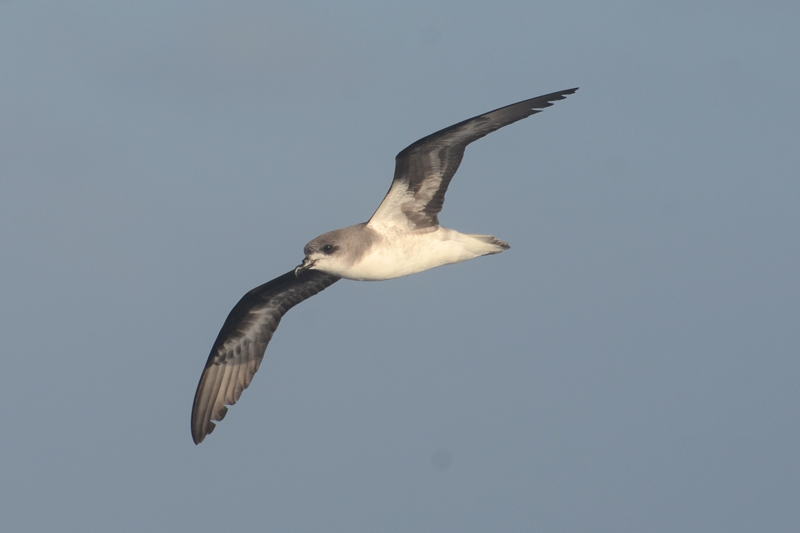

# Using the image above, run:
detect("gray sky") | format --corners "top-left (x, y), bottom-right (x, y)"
top-left (1, 1), bottom-right (798, 531)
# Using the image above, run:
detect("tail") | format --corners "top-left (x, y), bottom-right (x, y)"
top-left (466, 234), bottom-right (510, 256)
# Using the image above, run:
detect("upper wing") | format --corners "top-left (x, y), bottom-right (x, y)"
top-left (191, 269), bottom-right (340, 444)
top-left (368, 88), bottom-right (578, 230)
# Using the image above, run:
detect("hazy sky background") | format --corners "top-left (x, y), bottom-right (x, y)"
top-left (1, 1), bottom-right (798, 531)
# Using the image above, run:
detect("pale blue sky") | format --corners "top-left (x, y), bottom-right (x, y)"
top-left (1, 1), bottom-right (798, 531)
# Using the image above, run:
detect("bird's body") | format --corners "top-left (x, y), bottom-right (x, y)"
top-left (301, 223), bottom-right (508, 281)
top-left (191, 87), bottom-right (578, 444)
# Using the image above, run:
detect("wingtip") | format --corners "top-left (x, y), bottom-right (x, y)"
top-left (554, 87), bottom-right (579, 98)
top-left (192, 421), bottom-right (215, 445)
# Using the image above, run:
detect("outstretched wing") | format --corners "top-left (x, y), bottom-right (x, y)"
top-left (369, 88), bottom-right (578, 230)
top-left (191, 270), bottom-right (340, 444)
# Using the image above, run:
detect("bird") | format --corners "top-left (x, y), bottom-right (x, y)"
top-left (191, 87), bottom-right (578, 444)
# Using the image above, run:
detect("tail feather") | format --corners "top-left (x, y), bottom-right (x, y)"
top-left (467, 234), bottom-right (510, 255)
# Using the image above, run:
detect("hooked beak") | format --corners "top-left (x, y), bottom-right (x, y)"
top-left (294, 257), bottom-right (315, 277)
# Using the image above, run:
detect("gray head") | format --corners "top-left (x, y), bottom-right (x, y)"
top-left (295, 223), bottom-right (378, 278)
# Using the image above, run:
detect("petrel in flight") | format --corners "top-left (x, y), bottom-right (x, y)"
top-left (191, 87), bottom-right (578, 444)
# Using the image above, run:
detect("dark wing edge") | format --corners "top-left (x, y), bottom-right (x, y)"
top-left (191, 270), bottom-right (340, 444)
top-left (371, 87), bottom-right (578, 228)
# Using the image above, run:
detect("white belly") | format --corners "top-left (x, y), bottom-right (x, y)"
top-left (339, 227), bottom-right (506, 281)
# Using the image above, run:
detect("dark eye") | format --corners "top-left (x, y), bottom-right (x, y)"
top-left (322, 244), bottom-right (335, 254)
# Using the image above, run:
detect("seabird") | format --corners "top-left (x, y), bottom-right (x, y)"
top-left (191, 87), bottom-right (578, 444)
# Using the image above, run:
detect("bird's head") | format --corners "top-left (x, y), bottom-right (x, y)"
top-left (295, 229), bottom-right (348, 277)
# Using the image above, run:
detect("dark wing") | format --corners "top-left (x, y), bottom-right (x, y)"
top-left (368, 88), bottom-right (578, 229)
top-left (191, 270), bottom-right (340, 444)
